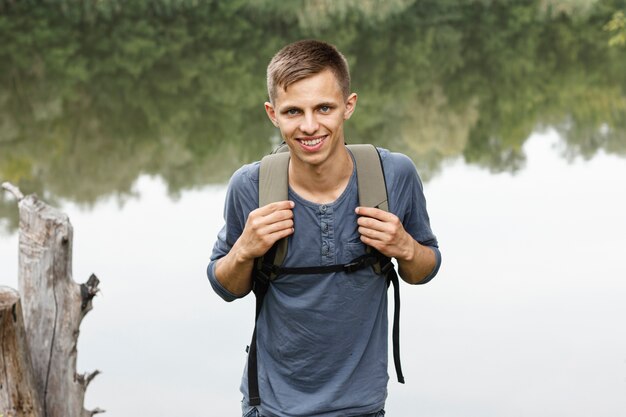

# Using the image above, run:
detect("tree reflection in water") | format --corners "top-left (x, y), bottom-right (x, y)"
top-left (1, 0), bottom-right (625, 231)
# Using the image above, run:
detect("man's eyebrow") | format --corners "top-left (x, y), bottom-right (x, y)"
top-left (278, 101), bottom-right (338, 112)
top-left (278, 105), bottom-right (301, 113)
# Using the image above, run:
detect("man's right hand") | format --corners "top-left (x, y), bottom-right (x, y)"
top-left (214, 200), bottom-right (294, 296)
top-left (236, 200), bottom-right (295, 261)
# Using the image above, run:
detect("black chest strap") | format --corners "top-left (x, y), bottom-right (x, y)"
top-left (256, 253), bottom-right (382, 279)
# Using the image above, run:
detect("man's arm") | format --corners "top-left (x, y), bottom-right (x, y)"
top-left (355, 206), bottom-right (437, 284)
top-left (215, 200), bottom-right (295, 297)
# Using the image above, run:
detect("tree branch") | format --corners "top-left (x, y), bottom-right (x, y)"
top-left (1, 182), bottom-right (24, 201)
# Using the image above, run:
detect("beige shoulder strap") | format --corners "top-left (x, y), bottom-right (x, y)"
top-left (259, 152), bottom-right (289, 207)
top-left (258, 151), bottom-right (290, 269)
top-left (347, 144), bottom-right (388, 274)
top-left (348, 144), bottom-right (388, 211)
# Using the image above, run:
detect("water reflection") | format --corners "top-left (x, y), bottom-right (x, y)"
top-left (1, 0), bottom-right (625, 231)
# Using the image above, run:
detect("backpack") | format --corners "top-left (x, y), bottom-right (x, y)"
top-left (247, 144), bottom-right (404, 406)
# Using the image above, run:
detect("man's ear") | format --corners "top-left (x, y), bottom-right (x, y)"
top-left (343, 93), bottom-right (358, 120)
top-left (264, 102), bottom-right (279, 127)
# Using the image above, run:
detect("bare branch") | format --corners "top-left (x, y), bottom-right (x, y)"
top-left (85, 369), bottom-right (101, 387)
top-left (80, 274), bottom-right (101, 311)
top-left (1, 181), bottom-right (24, 201)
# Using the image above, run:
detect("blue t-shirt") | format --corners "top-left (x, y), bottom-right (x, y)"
top-left (207, 148), bottom-right (441, 417)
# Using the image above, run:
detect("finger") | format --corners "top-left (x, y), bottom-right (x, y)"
top-left (258, 200), bottom-right (294, 214)
top-left (355, 206), bottom-right (393, 221)
top-left (262, 225), bottom-right (294, 247)
top-left (358, 226), bottom-right (379, 241)
top-left (359, 234), bottom-right (385, 252)
top-left (360, 234), bottom-right (399, 259)
top-left (357, 216), bottom-right (391, 233)
top-left (264, 208), bottom-right (294, 224)
top-left (274, 225), bottom-right (295, 239)
top-left (358, 226), bottom-right (391, 243)
top-left (246, 221), bottom-right (293, 251)
top-left (261, 219), bottom-right (294, 235)
top-left (249, 208), bottom-right (293, 231)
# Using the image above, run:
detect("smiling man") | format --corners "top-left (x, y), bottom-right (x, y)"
top-left (207, 40), bottom-right (441, 417)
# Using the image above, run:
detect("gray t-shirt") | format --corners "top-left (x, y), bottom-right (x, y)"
top-left (207, 148), bottom-right (441, 417)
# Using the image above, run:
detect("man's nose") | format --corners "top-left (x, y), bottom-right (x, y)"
top-left (300, 112), bottom-right (319, 135)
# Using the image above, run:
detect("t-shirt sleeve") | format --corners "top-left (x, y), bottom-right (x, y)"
top-left (381, 149), bottom-right (441, 284)
top-left (207, 163), bottom-right (260, 301)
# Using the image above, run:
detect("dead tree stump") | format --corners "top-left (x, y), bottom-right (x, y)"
top-left (2, 182), bottom-right (103, 417)
top-left (0, 286), bottom-right (43, 417)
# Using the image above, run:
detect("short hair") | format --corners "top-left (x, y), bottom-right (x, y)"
top-left (267, 39), bottom-right (351, 103)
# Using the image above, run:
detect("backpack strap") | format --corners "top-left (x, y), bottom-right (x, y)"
top-left (248, 151), bottom-right (289, 406)
top-left (347, 144), bottom-right (388, 211)
top-left (349, 144), bottom-right (404, 383)
top-left (257, 151), bottom-right (290, 274)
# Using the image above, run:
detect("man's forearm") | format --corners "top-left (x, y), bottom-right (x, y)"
top-left (397, 239), bottom-right (437, 284)
top-left (214, 245), bottom-right (255, 297)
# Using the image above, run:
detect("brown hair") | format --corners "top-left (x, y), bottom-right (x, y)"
top-left (267, 39), bottom-right (351, 103)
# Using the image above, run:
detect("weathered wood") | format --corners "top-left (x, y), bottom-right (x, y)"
top-left (0, 286), bottom-right (43, 417)
top-left (1, 181), bottom-right (104, 417)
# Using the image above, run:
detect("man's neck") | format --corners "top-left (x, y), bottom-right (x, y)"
top-left (288, 146), bottom-right (353, 205)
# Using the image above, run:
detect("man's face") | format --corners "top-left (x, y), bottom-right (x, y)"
top-left (264, 69), bottom-right (357, 169)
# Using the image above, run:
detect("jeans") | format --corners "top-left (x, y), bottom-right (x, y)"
top-left (242, 405), bottom-right (385, 417)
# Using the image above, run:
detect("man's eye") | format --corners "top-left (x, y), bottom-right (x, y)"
top-left (319, 106), bottom-right (331, 113)
top-left (287, 109), bottom-right (300, 115)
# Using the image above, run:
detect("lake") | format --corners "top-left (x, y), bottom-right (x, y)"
top-left (1, 1), bottom-right (625, 416)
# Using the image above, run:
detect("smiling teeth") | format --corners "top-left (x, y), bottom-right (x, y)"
top-left (301, 138), bottom-right (322, 146)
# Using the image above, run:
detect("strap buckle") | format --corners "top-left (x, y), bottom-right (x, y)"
top-left (255, 259), bottom-right (280, 285)
top-left (381, 259), bottom-right (394, 275)
top-left (255, 269), bottom-right (271, 285)
top-left (343, 260), bottom-right (362, 273)
top-left (343, 254), bottom-right (379, 273)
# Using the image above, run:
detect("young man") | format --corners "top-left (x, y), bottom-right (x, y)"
top-left (207, 40), bottom-right (441, 417)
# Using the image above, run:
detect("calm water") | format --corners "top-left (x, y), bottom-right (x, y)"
top-left (1, 1), bottom-right (626, 416)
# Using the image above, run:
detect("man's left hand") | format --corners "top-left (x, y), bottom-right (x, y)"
top-left (355, 206), bottom-right (414, 261)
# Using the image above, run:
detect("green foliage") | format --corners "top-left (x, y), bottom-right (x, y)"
top-left (604, 10), bottom-right (626, 46)
top-left (1, 0), bottom-right (625, 230)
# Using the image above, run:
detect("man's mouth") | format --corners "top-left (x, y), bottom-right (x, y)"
top-left (297, 135), bottom-right (327, 148)
top-left (300, 137), bottom-right (323, 146)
